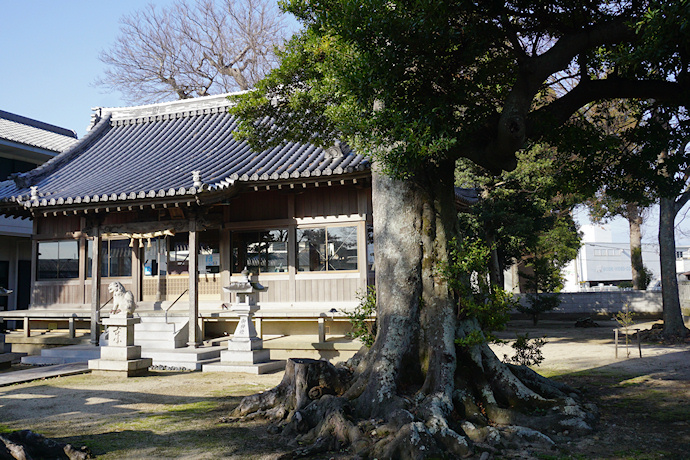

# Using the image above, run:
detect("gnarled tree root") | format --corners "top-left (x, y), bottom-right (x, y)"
top-left (223, 353), bottom-right (597, 459)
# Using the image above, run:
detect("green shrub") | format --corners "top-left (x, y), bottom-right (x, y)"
top-left (504, 333), bottom-right (547, 366)
top-left (344, 286), bottom-right (377, 348)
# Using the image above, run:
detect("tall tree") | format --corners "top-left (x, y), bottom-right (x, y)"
top-left (587, 196), bottom-right (653, 290)
top-left (229, 1), bottom-right (690, 456)
top-left (96, 0), bottom-right (288, 103)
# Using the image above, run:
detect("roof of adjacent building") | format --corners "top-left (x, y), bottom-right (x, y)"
top-left (0, 93), bottom-right (370, 212)
top-left (0, 110), bottom-right (77, 153)
top-left (454, 187), bottom-right (479, 208)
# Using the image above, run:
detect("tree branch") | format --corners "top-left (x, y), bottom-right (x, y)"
top-left (529, 79), bottom-right (689, 138)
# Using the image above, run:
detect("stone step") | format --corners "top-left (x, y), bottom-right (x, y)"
top-left (203, 359), bottom-right (286, 375)
top-left (135, 334), bottom-right (187, 349)
top-left (21, 345), bottom-right (100, 365)
top-left (135, 322), bottom-right (181, 332)
top-left (0, 352), bottom-right (26, 369)
top-left (142, 345), bottom-right (224, 371)
top-left (150, 357), bottom-right (221, 372)
top-left (41, 345), bottom-right (101, 359)
top-left (142, 346), bottom-right (224, 363)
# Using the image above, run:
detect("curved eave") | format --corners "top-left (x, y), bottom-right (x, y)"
top-left (3, 167), bottom-right (371, 216)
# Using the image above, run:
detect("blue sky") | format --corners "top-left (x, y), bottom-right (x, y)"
top-left (1, 1), bottom-right (176, 136)
top-left (1, 0), bottom-right (297, 137)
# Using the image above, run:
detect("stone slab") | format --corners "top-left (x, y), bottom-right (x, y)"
top-left (100, 345), bottom-right (143, 361)
top-left (227, 338), bottom-right (264, 351)
top-left (0, 362), bottom-right (90, 387)
top-left (220, 348), bottom-right (270, 364)
top-left (88, 357), bottom-right (152, 376)
top-left (202, 359), bottom-right (285, 375)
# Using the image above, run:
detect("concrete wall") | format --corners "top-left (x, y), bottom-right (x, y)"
top-left (518, 290), bottom-right (664, 317)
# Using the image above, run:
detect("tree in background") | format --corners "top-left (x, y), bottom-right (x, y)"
top-left (587, 197), bottom-right (653, 290)
top-left (228, 1), bottom-right (690, 456)
top-left (96, 0), bottom-right (288, 102)
top-left (456, 144), bottom-right (582, 292)
top-left (555, 98), bottom-right (690, 337)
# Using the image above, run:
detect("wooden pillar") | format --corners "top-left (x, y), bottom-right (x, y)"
top-left (29, 220), bottom-right (38, 308)
top-left (188, 219), bottom-right (201, 347)
top-left (287, 194), bottom-right (297, 303)
top-left (90, 228), bottom-right (102, 346)
top-left (220, 228), bottom-right (231, 304)
top-left (132, 242), bottom-right (141, 302)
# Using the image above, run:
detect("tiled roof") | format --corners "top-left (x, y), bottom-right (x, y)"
top-left (0, 93), bottom-right (370, 211)
top-left (454, 187), bottom-right (479, 207)
top-left (0, 110), bottom-right (77, 153)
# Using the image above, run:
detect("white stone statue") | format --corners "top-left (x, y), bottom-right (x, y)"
top-left (108, 282), bottom-right (137, 316)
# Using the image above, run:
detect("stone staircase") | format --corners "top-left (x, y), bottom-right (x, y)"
top-left (20, 315), bottom-right (222, 370)
top-left (134, 315), bottom-right (188, 349)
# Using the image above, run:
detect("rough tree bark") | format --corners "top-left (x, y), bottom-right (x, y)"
top-left (626, 203), bottom-right (646, 290)
top-left (658, 197), bottom-right (690, 339)
top-left (223, 165), bottom-right (597, 458)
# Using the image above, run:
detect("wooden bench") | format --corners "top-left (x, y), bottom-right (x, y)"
top-left (614, 328), bottom-right (642, 358)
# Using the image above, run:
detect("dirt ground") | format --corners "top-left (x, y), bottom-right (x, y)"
top-left (1, 318), bottom-right (689, 459)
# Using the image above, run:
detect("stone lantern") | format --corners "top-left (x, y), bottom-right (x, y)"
top-left (203, 268), bottom-right (285, 374)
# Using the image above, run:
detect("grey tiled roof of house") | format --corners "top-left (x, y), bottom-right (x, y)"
top-left (0, 110), bottom-right (77, 153)
top-left (0, 93), bottom-right (370, 211)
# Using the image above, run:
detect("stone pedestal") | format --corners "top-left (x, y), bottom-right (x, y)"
top-left (88, 315), bottom-right (152, 377)
top-left (203, 270), bottom-right (285, 374)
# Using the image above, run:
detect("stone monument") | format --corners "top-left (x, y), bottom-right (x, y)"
top-left (88, 311), bottom-right (152, 377)
top-left (203, 269), bottom-right (285, 374)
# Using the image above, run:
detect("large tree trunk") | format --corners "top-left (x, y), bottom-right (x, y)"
top-left (626, 203), bottom-right (646, 290)
top-left (225, 166), bottom-right (597, 458)
top-left (658, 197), bottom-right (689, 338)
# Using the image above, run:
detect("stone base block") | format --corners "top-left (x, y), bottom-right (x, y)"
top-left (220, 348), bottom-right (270, 364)
top-left (100, 345), bottom-right (143, 361)
top-left (227, 338), bottom-right (264, 351)
top-left (88, 357), bottom-right (152, 377)
top-left (202, 359), bottom-right (285, 375)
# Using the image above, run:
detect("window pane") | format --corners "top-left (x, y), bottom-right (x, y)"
top-left (327, 226), bottom-right (358, 271)
top-left (169, 233), bottom-right (189, 275)
top-left (37, 242), bottom-right (60, 279)
top-left (232, 230), bottom-right (288, 274)
top-left (109, 240), bottom-right (132, 277)
top-left (297, 228), bottom-right (326, 272)
top-left (200, 230), bottom-right (220, 274)
top-left (87, 240), bottom-right (92, 278)
top-left (144, 238), bottom-right (165, 276)
top-left (262, 230), bottom-right (288, 273)
top-left (58, 241), bottom-right (79, 279)
top-left (101, 241), bottom-right (109, 277)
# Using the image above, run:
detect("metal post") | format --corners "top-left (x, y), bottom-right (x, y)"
top-left (69, 316), bottom-right (76, 339)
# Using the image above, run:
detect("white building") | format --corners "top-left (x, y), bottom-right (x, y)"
top-left (0, 110), bottom-right (76, 317)
top-left (562, 208), bottom-right (690, 292)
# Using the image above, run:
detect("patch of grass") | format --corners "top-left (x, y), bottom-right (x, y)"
top-left (164, 399), bottom-right (219, 415)
top-left (612, 449), bottom-right (672, 459)
top-left (0, 424), bottom-right (13, 433)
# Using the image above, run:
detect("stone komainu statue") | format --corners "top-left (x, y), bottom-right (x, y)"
top-left (108, 281), bottom-right (137, 316)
